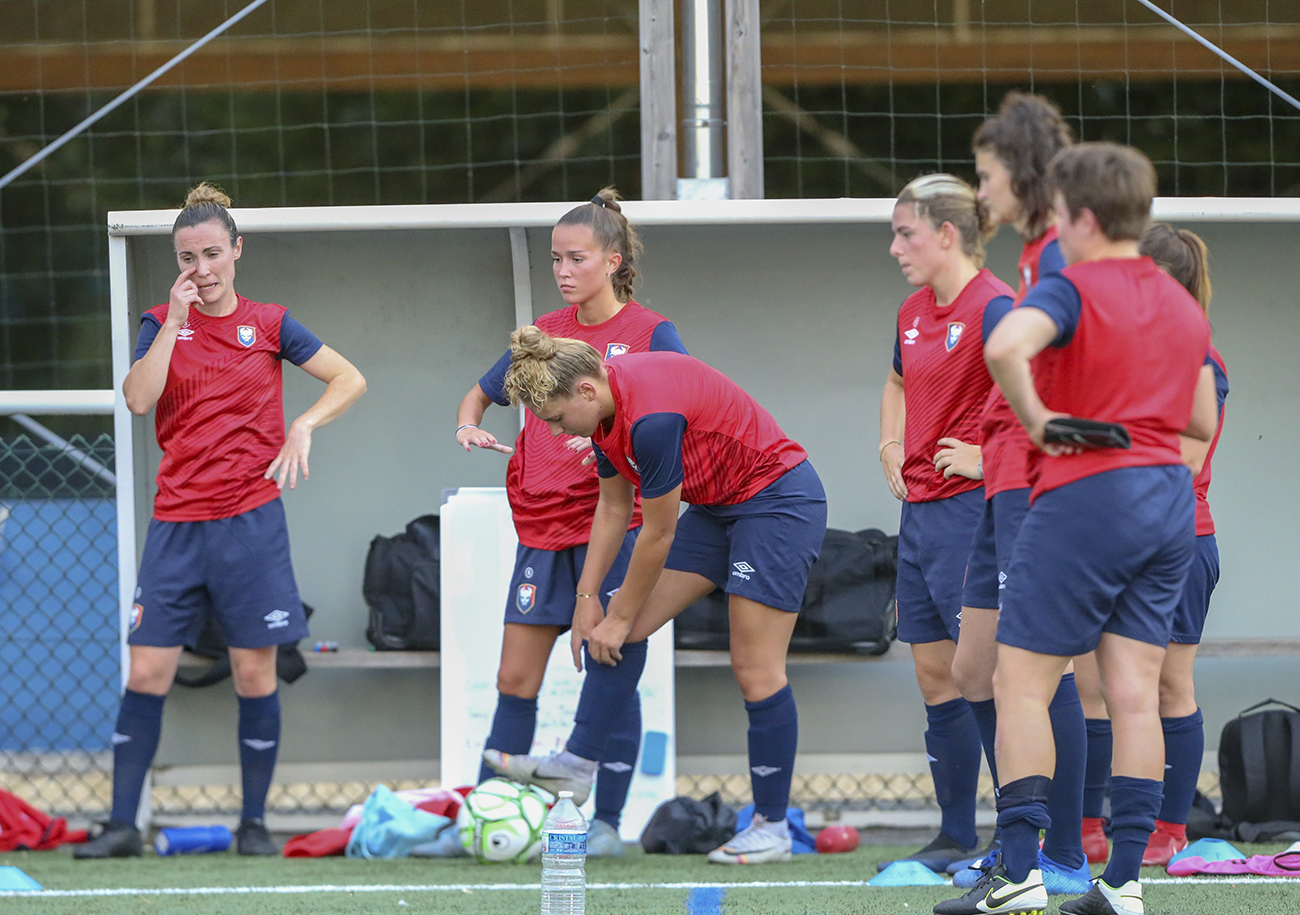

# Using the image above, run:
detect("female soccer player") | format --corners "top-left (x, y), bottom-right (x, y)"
top-left (76, 183), bottom-right (366, 858)
top-left (1072, 224), bottom-right (1228, 868)
top-left (935, 143), bottom-right (1216, 915)
top-left (485, 328), bottom-right (826, 865)
top-left (454, 189), bottom-right (686, 856)
top-left (878, 174), bottom-right (1013, 873)
top-left (947, 93), bottom-right (1092, 893)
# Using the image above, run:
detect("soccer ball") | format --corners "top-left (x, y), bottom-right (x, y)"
top-left (457, 777), bottom-right (549, 863)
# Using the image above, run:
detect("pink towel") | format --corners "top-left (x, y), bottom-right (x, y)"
top-left (1167, 846), bottom-right (1300, 877)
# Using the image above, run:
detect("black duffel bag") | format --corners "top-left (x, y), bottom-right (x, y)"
top-left (640, 792), bottom-right (738, 854)
top-left (674, 527), bottom-right (898, 654)
top-left (363, 514), bottom-right (441, 650)
top-left (1217, 698), bottom-right (1300, 839)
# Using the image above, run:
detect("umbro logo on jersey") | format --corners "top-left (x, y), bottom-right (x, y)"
top-left (237, 325), bottom-right (256, 347)
top-left (605, 343), bottom-right (629, 359)
top-left (751, 765), bottom-right (781, 777)
top-left (626, 455), bottom-right (640, 473)
top-left (732, 561), bottom-right (754, 581)
top-left (903, 328), bottom-right (920, 345)
top-left (242, 738), bottom-right (277, 752)
top-left (264, 609), bottom-right (290, 629)
top-left (945, 321), bottom-right (966, 351)
top-left (602, 761), bottom-right (633, 773)
top-left (177, 324), bottom-right (195, 340)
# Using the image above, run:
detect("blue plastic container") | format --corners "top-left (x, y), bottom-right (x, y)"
top-left (155, 825), bottom-right (233, 856)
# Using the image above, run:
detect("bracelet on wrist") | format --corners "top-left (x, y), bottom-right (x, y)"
top-left (455, 423), bottom-right (478, 435)
top-left (575, 592), bottom-right (596, 599)
top-left (878, 439), bottom-right (902, 461)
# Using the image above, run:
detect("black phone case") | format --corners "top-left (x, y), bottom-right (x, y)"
top-left (1042, 417), bottom-right (1132, 450)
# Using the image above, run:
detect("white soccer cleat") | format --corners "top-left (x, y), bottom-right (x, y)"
top-left (706, 813), bottom-right (793, 865)
top-left (481, 748), bottom-right (596, 806)
top-left (1058, 877), bottom-right (1144, 915)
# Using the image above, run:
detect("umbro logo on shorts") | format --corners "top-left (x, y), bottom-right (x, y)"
top-left (732, 561), bottom-right (755, 581)
top-left (751, 765), bottom-right (781, 777)
top-left (264, 609), bottom-right (290, 629)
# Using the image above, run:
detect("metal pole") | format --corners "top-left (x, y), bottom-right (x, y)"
top-left (680, 0), bottom-right (728, 198)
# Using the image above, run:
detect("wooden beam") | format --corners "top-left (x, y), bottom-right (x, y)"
top-left (639, 0), bottom-right (677, 200)
top-left (727, 0), bottom-right (765, 199)
top-left (3, 26), bottom-right (1297, 93)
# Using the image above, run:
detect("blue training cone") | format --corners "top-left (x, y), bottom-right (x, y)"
top-left (870, 859), bottom-right (949, 886)
top-left (0, 866), bottom-right (42, 891)
top-left (1169, 837), bottom-right (1244, 866)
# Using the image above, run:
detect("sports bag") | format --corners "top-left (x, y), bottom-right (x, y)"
top-left (1218, 698), bottom-right (1300, 836)
top-left (640, 792), bottom-right (737, 854)
top-left (363, 514), bottom-right (441, 650)
top-left (674, 527), bottom-right (898, 654)
top-left (174, 603), bottom-right (313, 687)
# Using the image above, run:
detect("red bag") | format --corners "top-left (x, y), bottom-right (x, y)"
top-left (0, 789), bottom-right (88, 851)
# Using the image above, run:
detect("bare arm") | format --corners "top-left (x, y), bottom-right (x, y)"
top-left (880, 369), bottom-right (907, 501)
top-left (265, 345), bottom-right (367, 489)
top-left (122, 267), bottom-right (199, 415)
top-left (984, 307), bottom-right (1062, 451)
top-left (1182, 363), bottom-right (1218, 443)
top-left (455, 384), bottom-right (513, 453)
top-left (569, 473), bottom-right (637, 669)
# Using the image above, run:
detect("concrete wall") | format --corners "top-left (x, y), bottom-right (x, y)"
top-left (117, 210), bottom-right (1300, 771)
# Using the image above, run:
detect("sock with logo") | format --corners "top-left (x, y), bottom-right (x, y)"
top-left (1158, 710), bottom-right (1204, 825)
top-left (997, 774), bottom-right (1053, 883)
top-left (1102, 775), bottom-right (1164, 886)
top-left (926, 697), bottom-right (981, 849)
top-left (109, 689), bottom-right (166, 825)
top-left (967, 697), bottom-right (1000, 790)
top-left (1083, 717), bottom-right (1113, 818)
top-left (594, 690), bottom-right (641, 830)
top-left (1042, 674), bottom-right (1087, 869)
top-left (238, 692), bottom-right (281, 823)
top-left (746, 684), bottom-right (797, 823)
top-left (567, 639), bottom-right (647, 761)
top-left (477, 693), bottom-right (538, 784)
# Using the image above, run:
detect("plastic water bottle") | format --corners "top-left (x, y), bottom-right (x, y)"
top-left (540, 790), bottom-right (587, 915)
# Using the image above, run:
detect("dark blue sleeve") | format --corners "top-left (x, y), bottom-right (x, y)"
top-left (892, 328), bottom-right (903, 376)
top-left (477, 349), bottom-right (513, 406)
top-left (1019, 273), bottom-right (1083, 347)
top-left (1038, 239), bottom-right (1066, 278)
top-left (134, 314), bottom-right (162, 362)
top-left (629, 412), bottom-right (687, 498)
top-left (981, 295), bottom-right (1014, 345)
top-left (279, 314), bottom-right (325, 366)
top-left (592, 441), bottom-right (619, 479)
top-left (649, 321), bottom-right (688, 354)
top-left (1210, 356), bottom-right (1229, 420)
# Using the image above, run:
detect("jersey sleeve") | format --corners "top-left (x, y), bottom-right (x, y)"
top-left (279, 314), bottom-right (325, 366)
top-left (629, 412), bottom-right (688, 498)
top-left (650, 321), bottom-right (689, 354)
top-left (134, 314), bottom-right (162, 362)
top-left (1038, 239), bottom-right (1066, 277)
top-left (1210, 356), bottom-right (1229, 420)
top-left (981, 295), bottom-right (1014, 344)
top-left (892, 328), bottom-right (903, 376)
top-left (1019, 274), bottom-right (1082, 347)
top-left (478, 349), bottom-right (513, 406)
top-left (592, 441), bottom-right (619, 478)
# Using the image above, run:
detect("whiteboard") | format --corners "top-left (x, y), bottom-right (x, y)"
top-left (439, 487), bottom-right (676, 841)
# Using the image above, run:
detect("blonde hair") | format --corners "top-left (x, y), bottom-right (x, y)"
top-left (503, 326), bottom-right (604, 412)
top-left (896, 174), bottom-right (993, 267)
top-left (556, 187), bottom-right (643, 302)
top-left (173, 182), bottom-right (238, 245)
top-left (1140, 223), bottom-right (1212, 314)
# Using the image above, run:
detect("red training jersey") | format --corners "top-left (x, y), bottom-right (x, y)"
top-left (1195, 346), bottom-right (1228, 536)
top-left (593, 353), bottom-right (807, 505)
top-left (981, 227), bottom-right (1063, 497)
top-left (144, 296), bottom-right (297, 521)
top-left (895, 269), bottom-right (1014, 503)
top-left (1025, 258), bottom-right (1211, 500)
top-left (503, 302), bottom-right (680, 550)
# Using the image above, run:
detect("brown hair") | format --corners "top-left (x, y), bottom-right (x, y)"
top-left (1140, 223), bottom-right (1212, 313)
top-left (1048, 143), bottom-right (1156, 242)
top-left (896, 173), bottom-right (994, 268)
top-left (503, 325), bottom-right (604, 412)
top-left (555, 186), bottom-right (642, 302)
top-left (172, 182), bottom-right (238, 246)
top-left (972, 91), bottom-right (1074, 239)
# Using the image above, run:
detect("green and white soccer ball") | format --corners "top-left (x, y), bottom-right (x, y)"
top-left (457, 777), bottom-right (549, 863)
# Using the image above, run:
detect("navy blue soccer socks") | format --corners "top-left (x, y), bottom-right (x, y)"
top-left (595, 689), bottom-right (642, 831)
top-left (746, 684), bottom-right (798, 823)
top-left (238, 691), bottom-right (281, 823)
top-left (997, 774), bottom-right (1053, 883)
top-left (478, 693), bottom-right (538, 784)
top-left (567, 639), bottom-right (648, 761)
top-left (109, 689), bottom-right (166, 825)
top-left (926, 697), bottom-right (982, 849)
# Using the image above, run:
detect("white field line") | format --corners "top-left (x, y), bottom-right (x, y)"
top-left (4, 876), bottom-right (1299, 898)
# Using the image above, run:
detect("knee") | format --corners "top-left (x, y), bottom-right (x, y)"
top-left (1157, 673), bottom-right (1196, 718)
top-left (951, 652), bottom-right (993, 701)
top-left (730, 659), bottom-right (786, 704)
top-left (495, 666), bottom-right (542, 699)
top-left (125, 666), bottom-right (173, 696)
top-left (1104, 676), bottom-right (1160, 720)
top-left (229, 650), bottom-right (278, 698)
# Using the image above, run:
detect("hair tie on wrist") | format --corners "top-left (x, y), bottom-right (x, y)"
top-left (590, 195), bottom-right (606, 207)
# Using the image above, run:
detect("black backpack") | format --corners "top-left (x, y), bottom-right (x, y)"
top-left (1217, 698), bottom-right (1300, 839)
top-left (363, 514), bottom-right (441, 651)
top-left (674, 527), bottom-right (898, 654)
top-left (640, 792), bottom-right (737, 854)
top-left (174, 603), bottom-right (313, 688)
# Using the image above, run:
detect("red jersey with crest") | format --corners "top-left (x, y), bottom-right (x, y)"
top-left (1022, 258), bottom-right (1211, 500)
top-left (591, 352), bottom-right (807, 505)
top-left (479, 302), bottom-right (686, 551)
top-left (981, 227), bottom-right (1065, 497)
top-left (893, 268), bottom-right (1014, 503)
top-left (1195, 346), bottom-right (1229, 535)
top-left (139, 296), bottom-right (322, 522)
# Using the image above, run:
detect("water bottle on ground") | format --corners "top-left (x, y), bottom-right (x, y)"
top-left (540, 790), bottom-right (587, 915)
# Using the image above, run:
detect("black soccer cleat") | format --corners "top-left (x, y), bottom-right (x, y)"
top-left (877, 831), bottom-right (980, 873)
top-left (1058, 878), bottom-right (1144, 915)
top-left (933, 861), bottom-right (1047, 915)
top-left (235, 818), bottom-right (279, 856)
top-left (73, 821), bottom-right (144, 859)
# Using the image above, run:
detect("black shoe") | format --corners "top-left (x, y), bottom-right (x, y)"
top-left (74, 821), bottom-right (143, 859)
top-left (1058, 879), bottom-right (1144, 915)
top-left (235, 819), bottom-right (279, 856)
top-left (933, 861), bottom-right (1048, 915)
top-left (877, 832), bottom-right (980, 873)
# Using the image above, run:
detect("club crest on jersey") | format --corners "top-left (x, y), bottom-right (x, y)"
top-left (945, 322), bottom-right (966, 351)
top-left (516, 583), bottom-right (536, 614)
top-left (129, 603), bottom-right (144, 633)
top-left (605, 343), bottom-right (629, 359)
top-left (237, 325), bottom-right (256, 347)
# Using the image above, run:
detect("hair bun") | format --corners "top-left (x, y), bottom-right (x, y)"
top-left (510, 325), bottom-right (559, 360)
top-left (184, 181), bottom-right (232, 209)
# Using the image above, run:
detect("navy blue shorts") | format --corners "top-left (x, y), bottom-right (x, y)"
top-left (665, 460), bottom-right (827, 613)
top-left (896, 488), bottom-right (984, 643)
top-left (505, 528), bottom-right (638, 626)
top-left (997, 465), bottom-right (1196, 657)
top-left (961, 487), bottom-right (1031, 610)
top-left (131, 498), bottom-right (308, 650)
top-left (1170, 533), bottom-right (1219, 645)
